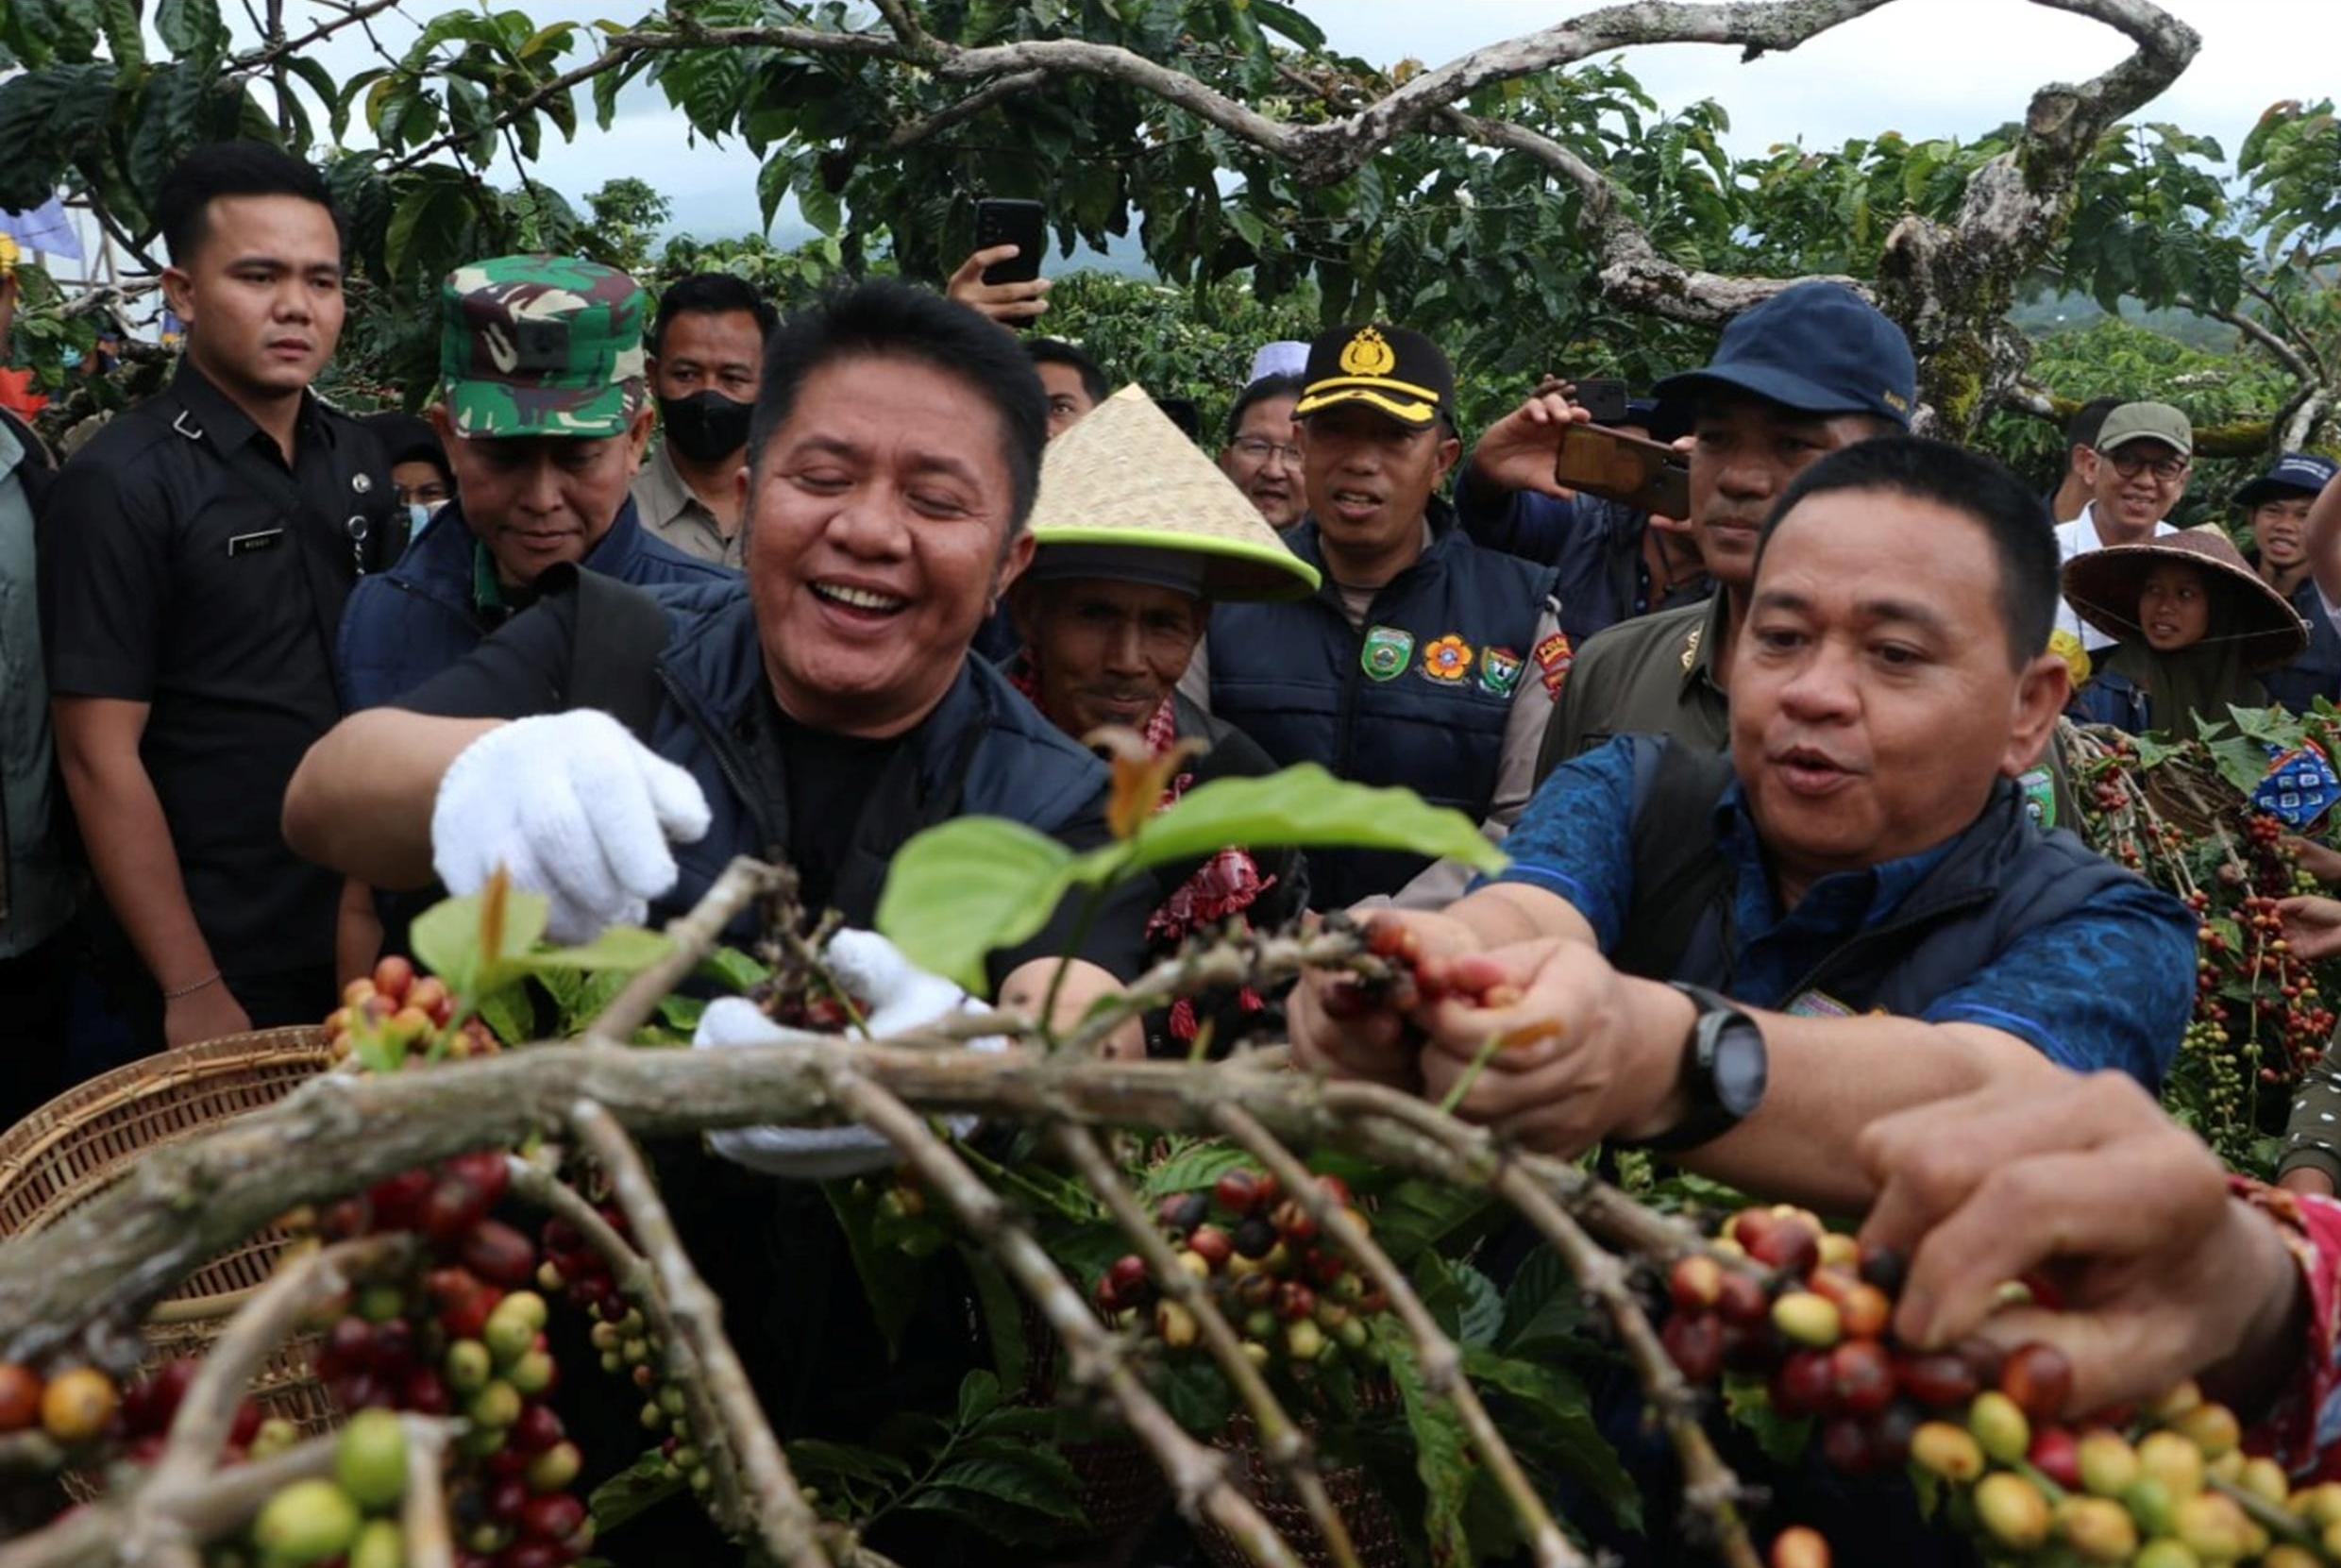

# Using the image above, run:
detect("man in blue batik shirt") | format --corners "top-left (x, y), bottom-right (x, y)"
top-left (1289, 435), bottom-right (2193, 1215)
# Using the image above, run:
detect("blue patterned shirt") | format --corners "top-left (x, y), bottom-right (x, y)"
top-left (1488, 737), bottom-right (2189, 1086)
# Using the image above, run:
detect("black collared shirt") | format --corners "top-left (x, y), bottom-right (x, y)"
top-left (39, 360), bottom-right (399, 973)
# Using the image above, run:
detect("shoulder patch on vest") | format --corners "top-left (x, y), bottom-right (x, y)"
top-left (1533, 630), bottom-right (1573, 695)
top-left (1421, 633), bottom-right (1473, 683)
top-left (1361, 624), bottom-right (1413, 681)
top-left (1478, 646), bottom-right (1523, 697)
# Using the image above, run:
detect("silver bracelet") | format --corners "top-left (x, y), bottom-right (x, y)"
top-left (162, 969), bottom-right (223, 1001)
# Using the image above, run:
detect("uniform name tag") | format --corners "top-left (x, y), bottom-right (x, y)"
top-left (227, 529), bottom-right (285, 557)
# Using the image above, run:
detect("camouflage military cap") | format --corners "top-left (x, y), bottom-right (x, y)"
top-left (439, 254), bottom-right (648, 439)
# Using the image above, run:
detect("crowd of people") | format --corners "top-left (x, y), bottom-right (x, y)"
top-left (8, 138), bottom-right (2341, 1558)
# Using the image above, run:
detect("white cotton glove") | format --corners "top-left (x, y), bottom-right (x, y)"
top-left (431, 711), bottom-right (713, 944)
top-left (692, 930), bottom-right (1006, 1181)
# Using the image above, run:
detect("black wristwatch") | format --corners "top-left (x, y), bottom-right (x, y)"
top-left (1619, 983), bottom-right (1769, 1154)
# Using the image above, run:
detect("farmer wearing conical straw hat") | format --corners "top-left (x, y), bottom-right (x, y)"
top-left (1005, 383), bottom-right (1319, 1053)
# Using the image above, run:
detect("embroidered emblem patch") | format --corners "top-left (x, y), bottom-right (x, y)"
top-left (1478, 646), bottom-right (1524, 697)
top-left (1679, 625), bottom-right (1703, 673)
top-left (1361, 625), bottom-right (1414, 682)
top-left (1422, 634), bottom-right (1473, 683)
top-left (1533, 631), bottom-right (1574, 695)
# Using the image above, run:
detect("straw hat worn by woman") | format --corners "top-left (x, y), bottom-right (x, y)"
top-left (1007, 384), bottom-right (1322, 1054)
top-left (2061, 525), bottom-right (2309, 736)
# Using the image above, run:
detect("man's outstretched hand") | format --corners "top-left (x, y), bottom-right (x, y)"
top-left (1857, 1071), bottom-right (2306, 1420)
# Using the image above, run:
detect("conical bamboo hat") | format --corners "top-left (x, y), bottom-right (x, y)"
top-left (1025, 384), bottom-right (1320, 602)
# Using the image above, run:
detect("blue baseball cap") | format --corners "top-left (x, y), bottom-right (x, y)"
top-left (2235, 451), bottom-right (2337, 510)
top-left (1653, 281), bottom-right (1916, 430)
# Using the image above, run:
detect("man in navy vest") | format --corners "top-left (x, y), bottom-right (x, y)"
top-left (1290, 436), bottom-right (2192, 1204)
top-left (1182, 322), bottom-right (1563, 912)
top-left (290, 282), bottom-right (1160, 1564)
top-left (288, 280), bottom-right (1150, 1046)
top-left (2236, 452), bottom-right (2341, 715)
top-left (1288, 437), bottom-right (2195, 1566)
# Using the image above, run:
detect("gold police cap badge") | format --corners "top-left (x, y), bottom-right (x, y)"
top-left (1338, 327), bottom-right (1397, 379)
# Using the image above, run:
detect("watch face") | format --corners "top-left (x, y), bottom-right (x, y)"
top-left (1714, 1020), bottom-right (1768, 1118)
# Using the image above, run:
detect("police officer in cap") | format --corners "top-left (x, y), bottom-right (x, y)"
top-left (1182, 322), bottom-right (1562, 911)
top-left (42, 142), bottom-right (400, 1051)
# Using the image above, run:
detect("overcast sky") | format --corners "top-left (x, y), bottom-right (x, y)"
top-left (213, 0), bottom-right (2341, 243)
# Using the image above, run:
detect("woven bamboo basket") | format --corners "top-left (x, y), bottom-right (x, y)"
top-left (0, 1029), bottom-right (343, 1438)
top-left (1195, 1410), bottom-right (1406, 1568)
top-left (1015, 1299), bottom-right (1171, 1538)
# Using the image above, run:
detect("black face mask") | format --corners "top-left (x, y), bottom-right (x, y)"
top-left (657, 389), bottom-right (754, 465)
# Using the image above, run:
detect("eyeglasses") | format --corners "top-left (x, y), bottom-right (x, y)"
top-left (1230, 436), bottom-right (1303, 466)
top-left (2107, 450), bottom-right (2190, 484)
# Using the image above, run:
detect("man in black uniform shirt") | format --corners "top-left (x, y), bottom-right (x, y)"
top-left (42, 143), bottom-right (398, 1049)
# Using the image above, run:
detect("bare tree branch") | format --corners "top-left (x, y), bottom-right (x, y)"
top-left (1878, 0), bottom-right (2198, 425)
top-left (502, 1155), bottom-right (752, 1535)
top-left (221, 0), bottom-right (409, 81)
top-left (402, 1420), bottom-right (456, 1568)
top-left (570, 1101), bottom-right (830, 1568)
top-left (583, 856), bottom-right (787, 1046)
top-left (1333, 0), bottom-right (1897, 171)
top-left (1211, 1106), bottom-right (1586, 1568)
top-left (1049, 1125), bottom-right (1361, 1568)
top-left (1, 1418), bottom-right (460, 1568)
top-left (2185, 295), bottom-right (2321, 385)
top-left (0, 1035), bottom-right (1705, 1366)
top-left (887, 70), bottom-right (1050, 151)
top-left (818, 1070), bottom-right (1305, 1568)
top-left (1490, 1167), bottom-right (1759, 1568)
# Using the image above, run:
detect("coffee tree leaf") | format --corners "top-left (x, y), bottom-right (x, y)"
top-left (876, 818), bottom-right (1079, 995)
top-left (408, 885), bottom-right (546, 995)
top-left (514, 924), bottom-right (673, 975)
top-left (586, 1447), bottom-right (684, 1536)
top-left (1385, 1335), bottom-right (1475, 1567)
top-left (1111, 765), bottom-right (1507, 879)
top-left (1459, 1345), bottom-right (1641, 1530)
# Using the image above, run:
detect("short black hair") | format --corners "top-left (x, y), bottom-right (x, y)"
top-left (362, 411), bottom-right (452, 488)
top-left (1756, 435), bottom-right (2060, 667)
top-left (650, 272), bottom-right (779, 358)
top-left (159, 142), bottom-right (339, 268)
top-left (750, 279), bottom-right (1048, 529)
top-left (1224, 373), bottom-right (1305, 444)
top-left (1026, 337), bottom-right (1108, 406)
top-left (2065, 396), bottom-right (2124, 451)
